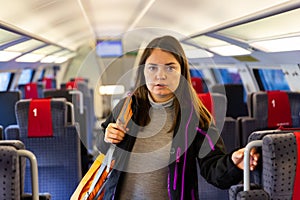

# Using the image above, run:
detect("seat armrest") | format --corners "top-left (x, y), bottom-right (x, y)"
top-left (236, 190), bottom-right (269, 200)
top-left (229, 184), bottom-right (264, 200)
top-left (22, 193), bottom-right (51, 200)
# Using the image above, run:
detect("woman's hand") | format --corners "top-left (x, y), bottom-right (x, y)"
top-left (104, 119), bottom-right (128, 144)
top-left (231, 148), bottom-right (260, 171)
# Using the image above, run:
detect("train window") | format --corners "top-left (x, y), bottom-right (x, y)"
top-left (214, 68), bottom-right (248, 102)
top-left (18, 69), bottom-right (34, 85)
top-left (256, 69), bottom-right (290, 91)
top-left (214, 68), bottom-right (242, 84)
top-left (36, 69), bottom-right (46, 81)
top-left (0, 72), bottom-right (11, 91)
top-left (190, 68), bottom-right (204, 78)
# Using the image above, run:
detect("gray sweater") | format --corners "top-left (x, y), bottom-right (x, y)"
top-left (119, 96), bottom-right (175, 200)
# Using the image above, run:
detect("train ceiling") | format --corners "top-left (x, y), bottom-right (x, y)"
top-left (0, 0), bottom-right (299, 63)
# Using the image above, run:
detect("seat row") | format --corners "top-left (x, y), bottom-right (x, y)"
top-left (1, 78), bottom-right (97, 169)
top-left (191, 79), bottom-right (300, 149)
top-left (1, 98), bottom-right (82, 200)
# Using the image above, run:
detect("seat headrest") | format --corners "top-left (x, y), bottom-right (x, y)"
top-left (16, 98), bottom-right (67, 137)
top-left (25, 83), bottom-right (38, 99)
top-left (266, 91), bottom-right (292, 128)
top-left (66, 81), bottom-right (77, 89)
top-left (42, 78), bottom-right (55, 89)
top-left (28, 99), bottom-right (53, 137)
top-left (191, 77), bottom-right (203, 93)
top-left (197, 93), bottom-right (214, 116)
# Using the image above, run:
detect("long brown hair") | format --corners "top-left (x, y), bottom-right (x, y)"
top-left (132, 35), bottom-right (212, 129)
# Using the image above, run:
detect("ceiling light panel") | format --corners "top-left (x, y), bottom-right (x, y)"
top-left (32, 45), bottom-right (62, 55)
top-left (250, 36), bottom-right (300, 52)
top-left (181, 43), bottom-right (214, 58)
top-left (209, 45), bottom-right (251, 56)
top-left (5, 39), bottom-right (45, 52)
top-left (0, 51), bottom-right (22, 62)
top-left (190, 35), bottom-right (228, 49)
top-left (15, 53), bottom-right (44, 62)
top-left (217, 8), bottom-right (300, 42)
top-left (0, 29), bottom-right (22, 45)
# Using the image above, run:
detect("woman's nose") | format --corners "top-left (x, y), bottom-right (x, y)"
top-left (156, 68), bottom-right (166, 80)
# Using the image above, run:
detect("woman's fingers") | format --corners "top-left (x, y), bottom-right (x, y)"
top-left (231, 148), bottom-right (245, 170)
top-left (104, 120), bottom-right (129, 144)
top-left (249, 149), bottom-right (260, 171)
top-left (231, 147), bottom-right (260, 171)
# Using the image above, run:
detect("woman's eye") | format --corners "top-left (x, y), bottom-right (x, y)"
top-left (147, 65), bottom-right (157, 71)
top-left (166, 66), bottom-right (176, 72)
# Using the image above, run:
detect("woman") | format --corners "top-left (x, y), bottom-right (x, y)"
top-left (97, 35), bottom-right (258, 200)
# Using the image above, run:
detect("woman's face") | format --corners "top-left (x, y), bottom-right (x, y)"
top-left (144, 49), bottom-right (181, 102)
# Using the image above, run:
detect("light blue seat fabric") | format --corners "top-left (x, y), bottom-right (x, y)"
top-left (5, 98), bottom-right (82, 200)
top-left (43, 89), bottom-right (91, 174)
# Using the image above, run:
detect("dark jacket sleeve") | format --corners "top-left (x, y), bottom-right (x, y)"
top-left (197, 124), bottom-right (243, 189)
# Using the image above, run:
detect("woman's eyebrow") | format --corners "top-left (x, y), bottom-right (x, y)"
top-left (165, 62), bottom-right (177, 66)
top-left (146, 62), bottom-right (177, 65)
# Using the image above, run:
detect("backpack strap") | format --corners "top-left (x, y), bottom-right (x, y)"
top-left (85, 96), bottom-right (133, 200)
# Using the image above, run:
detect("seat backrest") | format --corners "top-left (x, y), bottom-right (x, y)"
top-left (41, 77), bottom-right (56, 89)
top-left (15, 98), bottom-right (67, 137)
top-left (44, 85), bottom-right (94, 153)
top-left (0, 140), bottom-right (42, 200)
top-left (261, 132), bottom-right (300, 199)
top-left (6, 98), bottom-right (81, 200)
top-left (212, 84), bottom-right (248, 118)
top-left (252, 91), bottom-right (293, 129)
top-left (191, 77), bottom-right (204, 93)
top-left (70, 80), bottom-right (95, 153)
top-left (0, 145), bottom-right (21, 199)
top-left (238, 91), bottom-right (300, 147)
top-left (230, 131), bottom-right (300, 200)
top-left (196, 93), bottom-right (237, 199)
top-left (197, 92), bottom-right (239, 151)
top-left (43, 88), bottom-right (91, 174)
top-left (43, 89), bottom-right (75, 123)
top-left (197, 92), bottom-right (227, 129)
top-left (0, 140), bottom-right (27, 194)
top-left (0, 91), bottom-right (21, 129)
top-left (18, 82), bottom-right (44, 99)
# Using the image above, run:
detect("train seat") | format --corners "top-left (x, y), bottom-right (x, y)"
top-left (229, 130), bottom-right (300, 200)
top-left (197, 92), bottom-right (239, 152)
top-left (44, 82), bottom-right (94, 153)
top-left (0, 140), bottom-right (50, 200)
top-left (0, 91), bottom-right (21, 130)
top-left (41, 77), bottom-right (57, 89)
top-left (65, 79), bottom-right (96, 153)
top-left (211, 84), bottom-right (248, 119)
top-left (238, 91), bottom-right (300, 146)
top-left (4, 98), bottom-right (82, 200)
top-left (196, 92), bottom-right (238, 200)
top-left (18, 82), bottom-right (44, 99)
top-left (43, 88), bottom-right (92, 175)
